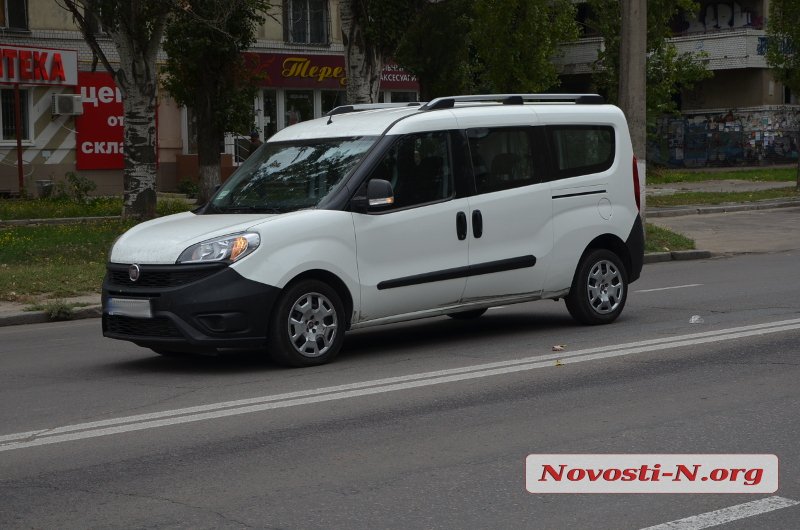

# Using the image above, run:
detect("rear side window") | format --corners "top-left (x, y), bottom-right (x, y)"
top-left (547, 125), bottom-right (615, 179)
top-left (467, 127), bottom-right (538, 194)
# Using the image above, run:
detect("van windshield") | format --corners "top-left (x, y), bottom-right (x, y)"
top-left (208, 136), bottom-right (377, 214)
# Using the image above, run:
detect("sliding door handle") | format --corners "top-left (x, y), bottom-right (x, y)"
top-left (456, 211), bottom-right (467, 240)
top-left (472, 210), bottom-right (483, 238)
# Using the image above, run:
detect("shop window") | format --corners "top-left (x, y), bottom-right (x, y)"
top-left (321, 90), bottom-right (345, 115)
top-left (284, 90), bottom-right (314, 126)
top-left (0, 88), bottom-right (30, 141)
top-left (284, 0), bottom-right (329, 44)
top-left (1, 0), bottom-right (28, 30)
top-left (262, 89), bottom-right (278, 138)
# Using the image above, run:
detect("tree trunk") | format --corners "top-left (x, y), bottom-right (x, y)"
top-left (108, 14), bottom-right (165, 220)
top-left (619, 0), bottom-right (647, 223)
top-left (195, 93), bottom-right (223, 203)
top-left (340, 0), bottom-right (382, 104)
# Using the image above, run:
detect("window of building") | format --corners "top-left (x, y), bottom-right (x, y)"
top-left (369, 131), bottom-right (454, 209)
top-left (547, 125), bottom-right (615, 179)
top-left (284, 90), bottom-right (314, 126)
top-left (1, 0), bottom-right (28, 30)
top-left (284, 0), bottom-right (329, 44)
top-left (467, 128), bottom-right (537, 194)
top-left (0, 88), bottom-right (30, 142)
top-left (321, 90), bottom-right (345, 115)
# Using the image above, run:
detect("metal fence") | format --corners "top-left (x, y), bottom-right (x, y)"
top-left (648, 106), bottom-right (800, 168)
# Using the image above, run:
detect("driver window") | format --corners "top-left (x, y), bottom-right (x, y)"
top-left (369, 131), bottom-right (453, 208)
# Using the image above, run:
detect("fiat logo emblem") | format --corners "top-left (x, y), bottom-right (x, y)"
top-left (128, 264), bottom-right (141, 282)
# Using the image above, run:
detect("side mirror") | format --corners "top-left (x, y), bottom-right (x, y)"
top-left (351, 179), bottom-right (395, 212)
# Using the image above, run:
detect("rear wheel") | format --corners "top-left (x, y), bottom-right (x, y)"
top-left (447, 308), bottom-right (488, 320)
top-left (565, 249), bottom-right (628, 325)
top-left (267, 279), bottom-right (346, 367)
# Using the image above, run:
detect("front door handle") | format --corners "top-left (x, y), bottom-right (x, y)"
top-left (456, 211), bottom-right (467, 240)
top-left (472, 210), bottom-right (483, 238)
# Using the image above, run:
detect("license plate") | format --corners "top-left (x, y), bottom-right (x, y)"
top-left (106, 298), bottom-right (152, 319)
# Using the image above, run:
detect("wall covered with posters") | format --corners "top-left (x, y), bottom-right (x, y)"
top-left (649, 106), bottom-right (800, 168)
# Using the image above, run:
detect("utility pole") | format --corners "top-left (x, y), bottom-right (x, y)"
top-left (619, 0), bottom-right (647, 221)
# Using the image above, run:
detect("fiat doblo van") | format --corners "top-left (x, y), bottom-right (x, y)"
top-left (103, 94), bottom-right (644, 366)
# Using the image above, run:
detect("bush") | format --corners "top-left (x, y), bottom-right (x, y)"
top-left (65, 172), bottom-right (97, 202)
top-left (177, 179), bottom-right (199, 198)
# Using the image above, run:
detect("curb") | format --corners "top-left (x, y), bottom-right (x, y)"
top-left (0, 305), bottom-right (102, 328)
top-left (647, 198), bottom-right (800, 218)
top-left (643, 250), bottom-right (714, 264)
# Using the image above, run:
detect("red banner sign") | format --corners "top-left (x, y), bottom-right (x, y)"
top-left (75, 71), bottom-right (124, 170)
top-left (0, 45), bottom-right (78, 86)
top-left (246, 53), bottom-right (419, 91)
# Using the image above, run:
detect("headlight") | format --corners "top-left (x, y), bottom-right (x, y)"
top-left (177, 232), bottom-right (260, 264)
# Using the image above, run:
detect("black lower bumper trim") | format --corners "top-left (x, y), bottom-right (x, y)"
top-left (102, 266), bottom-right (280, 351)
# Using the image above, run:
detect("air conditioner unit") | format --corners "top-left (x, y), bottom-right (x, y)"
top-left (52, 94), bottom-right (84, 116)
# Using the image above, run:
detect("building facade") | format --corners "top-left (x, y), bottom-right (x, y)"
top-left (555, 0), bottom-right (800, 167)
top-left (0, 0), bottom-right (419, 196)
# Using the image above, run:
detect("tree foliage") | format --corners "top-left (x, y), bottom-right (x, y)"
top-left (396, 0), bottom-right (579, 99)
top-left (60, 0), bottom-right (173, 219)
top-left (587, 0), bottom-right (711, 122)
top-left (470, 0), bottom-right (579, 93)
top-left (394, 0), bottom-right (475, 99)
top-left (162, 0), bottom-right (269, 201)
top-left (766, 0), bottom-right (800, 92)
top-left (766, 0), bottom-right (800, 189)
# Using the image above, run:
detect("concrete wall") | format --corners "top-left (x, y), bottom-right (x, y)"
top-left (682, 69), bottom-right (786, 110)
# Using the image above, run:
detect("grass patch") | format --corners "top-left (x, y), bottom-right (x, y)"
top-left (645, 223), bottom-right (695, 253)
top-left (0, 220), bottom-right (136, 301)
top-left (647, 188), bottom-right (800, 207)
top-left (0, 197), bottom-right (194, 220)
top-left (648, 166), bottom-right (798, 184)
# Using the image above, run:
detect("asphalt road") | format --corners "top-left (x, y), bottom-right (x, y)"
top-left (1, 251), bottom-right (800, 529)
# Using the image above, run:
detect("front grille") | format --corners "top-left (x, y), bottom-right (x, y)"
top-left (105, 315), bottom-right (182, 338)
top-left (107, 263), bottom-right (226, 288)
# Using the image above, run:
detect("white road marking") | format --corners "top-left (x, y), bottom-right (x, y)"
top-left (2, 317), bottom-right (800, 453)
top-left (636, 283), bottom-right (703, 293)
top-left (641, 496), bottom-right (800, 529)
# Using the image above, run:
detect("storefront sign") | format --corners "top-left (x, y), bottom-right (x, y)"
top-left (0, 45), bottom-right (78, 85)
top-left (75, 71), bottom-right (124, 170)
top-left (246, 53), bottom-right (418, 91)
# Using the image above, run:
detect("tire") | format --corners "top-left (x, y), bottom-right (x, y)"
top-left (267, 279), bottom-right (346, 367)
top-left (565, 249), bottom-right (628, 325)
top-left (447, 308), bottom-right (488, 320)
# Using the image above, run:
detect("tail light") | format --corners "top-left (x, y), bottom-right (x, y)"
top-left (632, 156), bottom-right (641, 212)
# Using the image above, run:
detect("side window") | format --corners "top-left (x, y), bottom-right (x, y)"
top-left (368, 131), bottom-right (453, 209)
top-left (467, 128), bottom-right (537, 194)
top-left (547, 125), bottom-right (615, 180)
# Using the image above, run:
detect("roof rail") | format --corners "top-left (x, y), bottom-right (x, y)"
top-left (325, 102), bottom-right (421, 117)
top-left (419, 93), bottom-right (604, 111)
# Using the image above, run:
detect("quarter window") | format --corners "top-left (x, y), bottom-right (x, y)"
top-left (368, 131), bottom-right (454, 209)
top-left (467, 127), bottom-right (538, 193)
top-left (284, 0), bottom-right (329, 44)
top-left (547, 125), bottom-right (615, 179)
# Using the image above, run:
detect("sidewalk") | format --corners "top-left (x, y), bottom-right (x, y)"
top-left (1, 179), bottom-right (798, 327)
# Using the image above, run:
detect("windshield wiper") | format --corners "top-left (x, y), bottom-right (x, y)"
top-left (221, 205), bottom-right (287, 214)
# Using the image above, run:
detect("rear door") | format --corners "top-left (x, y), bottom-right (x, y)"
top-left (460, 126), bottom-right (554, 302)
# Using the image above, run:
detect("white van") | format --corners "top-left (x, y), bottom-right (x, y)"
top-left (103, 94), bottom-right (644, 366)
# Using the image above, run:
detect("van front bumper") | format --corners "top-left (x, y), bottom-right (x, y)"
top-left (102, 262), bottom-right (280, 352)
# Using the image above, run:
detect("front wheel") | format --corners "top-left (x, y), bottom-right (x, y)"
top-left (565, 249), bottom-right (628, 325)
top-left (267, 279), bottom-right (346, 367)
